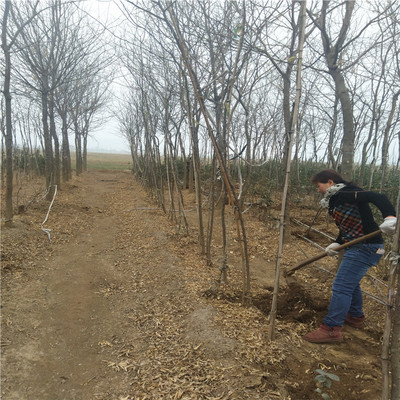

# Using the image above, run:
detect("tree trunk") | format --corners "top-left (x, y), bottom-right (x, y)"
top-left (61, 114), bottom-right (71, 182)
top-left (83, 128), bottom-right (88, 172)
top-left (1, 0), bottom-right (13, 225)
top-left (382, 181), bottom-right (400, 399)
top-left (360, 115), bottom-right (378, 187)
top-left (269, 0), bottom-right (306, 340)
top-left (380, 91), bottom-right (400, 190)
top-left (389, 176), bottom-right (400, 399)
top-left (188, 156), bottom-right (194, 192)
top-left (329, 68), bottom-right (354, 180)
top-left (49, 95), bottom-right (60, 188)
top-left (318, 0), bottom-right (356, 181)
top-left (74, 122), bottom-right (82, 175)
top-left (279, 5), bottom-right (297, 242)
top-left (206, 157), bottom-right (217, 266)
top-left (392, 254), bottom-right (400, 399)
top-left (41, 87), bottom-right (54, 198)
top-left (327, 97), bottom-right (339, 168)
top-left (191, 127), bottom-right (205, 254)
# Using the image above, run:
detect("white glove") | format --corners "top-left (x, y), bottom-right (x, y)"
top-left (379, 217), bottom-right (397, 234)
top-left (325, 242), bottom-right (341, 256)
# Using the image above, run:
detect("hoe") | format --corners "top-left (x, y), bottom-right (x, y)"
top-left (284, 229), bottom-right (382, 278)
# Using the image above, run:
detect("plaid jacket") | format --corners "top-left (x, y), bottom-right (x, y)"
top-left (328, 185), bottom-right (396, 244)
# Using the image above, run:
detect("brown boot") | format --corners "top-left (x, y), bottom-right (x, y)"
top-left (302, 324), bottom-right (343, 343)
top-left (345, 314), bottom-right (365, 329)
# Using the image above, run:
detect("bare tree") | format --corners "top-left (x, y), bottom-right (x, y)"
top-left (118, 92), bottom-right (144, 176)
top-left (116, 0), bottom-right (400, 310)
top-left (380, 7), bottom-right (400, 189)
top-left (1, 0), bottom-right (14, 225)
top-left (11, 1), bottom-right (108, 191)
top-left (269, 0), bottom-right (307, 340)
top-left (307, 0), bottom-right (399, 180)
top-left (306, 1), bottom-right (356, 179)
top-left (68, 72), bottom-right (111, 175)
top-left (1, 0), bottom-right (40, 225)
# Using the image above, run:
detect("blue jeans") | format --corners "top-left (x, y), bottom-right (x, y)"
top-left (324, 243), bottom-right (384, 327)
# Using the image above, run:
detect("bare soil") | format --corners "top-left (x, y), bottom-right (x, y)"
top-left (1, 169), bottom-right (388, 399)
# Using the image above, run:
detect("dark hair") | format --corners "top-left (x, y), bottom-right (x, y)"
top-left (311, 169), bottom-right (351, 185)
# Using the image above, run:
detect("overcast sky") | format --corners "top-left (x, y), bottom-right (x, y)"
top-left (87, 119), bottom-right (129, 154)
top-left (83, 0), bottom-right (130, 154)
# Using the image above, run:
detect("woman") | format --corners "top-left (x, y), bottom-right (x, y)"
top-left (303, 170), bottom-right (397, 343)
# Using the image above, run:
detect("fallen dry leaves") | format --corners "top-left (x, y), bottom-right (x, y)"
top-left (1, 170), bottom-right (389, 400)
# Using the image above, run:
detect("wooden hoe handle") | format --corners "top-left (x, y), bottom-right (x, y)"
top-left (284, 230), bottom-right (382, 277)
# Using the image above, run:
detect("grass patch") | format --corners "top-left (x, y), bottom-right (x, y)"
top-left (73, 153), bottom-right (132, 171)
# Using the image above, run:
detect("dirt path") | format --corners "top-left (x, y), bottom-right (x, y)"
top-left (3, 172), bottom-right (126, 399)
top-left (1, 170), bottom-right (386, 400)
top-left (2, 171), bottom-right (246, 399)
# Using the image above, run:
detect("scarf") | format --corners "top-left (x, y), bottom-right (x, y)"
top-left (320, 183), bottom-right (346, 209)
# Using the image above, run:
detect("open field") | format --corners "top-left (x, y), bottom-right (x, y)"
top-left (71, 152), bottom-right (133, 171)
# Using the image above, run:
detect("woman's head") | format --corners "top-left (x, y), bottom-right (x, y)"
top-left (311, 170), bottom-right (348, 195)
top-left (311, 170), bottom-right (347, 185)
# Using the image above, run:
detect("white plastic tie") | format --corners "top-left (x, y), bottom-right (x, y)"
top-left (41, 185), bottom-right (57, 241)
